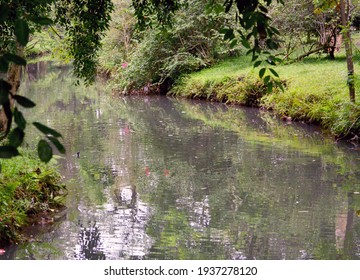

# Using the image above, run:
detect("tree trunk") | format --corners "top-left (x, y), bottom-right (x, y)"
top-left (340, 0), bottom-right (355, 102)
top-left (0, 47), bottom-right (23, 135)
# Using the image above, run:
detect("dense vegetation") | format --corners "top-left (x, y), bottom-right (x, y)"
top-left (0, 150), bottom-right (66, 245)
top-left (95, 0), bottom-right (360, 139)
top-left (2, 0), bottom-right (360, 247)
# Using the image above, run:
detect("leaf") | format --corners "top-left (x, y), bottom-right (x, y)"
top-left (241, 38), bottom-right (251, 49)
top-left (8, 127), bottom-right (25, 148)
top-left (0, 80), bottom-right (11, 105)
top-left (13, 95), bottom-right (36, 108)
top-left (3, 53), bottom-right (27, 66)
top-left (37, 140), bottom-right (53, 163)
top-left (267, 82), bottom-right (273, 93)
top-left (224, 29), bottom-right (235, 41)
top-left (30, 17), bottom-right (53, 26)
top-left (0, 56), bottom-right (9, 72)
top-left (0, 146), bottom-right (20, 158)
top-left (259, 68), bottom-right (266, 79)
top-left (258, 4), bottom-right (268, 13)
top-left (33, 122), bottom-right (62, 138)
top-left (263, 75), bottom-right (271, 85)
top-left (13, 107), bottom-right (26, 130)
top-left (251, 55), bottom-right (259, 62)
top-left (47, 136), bottom-right (66, 154)
top-left (15, 19), bottom-right (30, 46)
top-left (253, 60), bottom-right (262, 68)
top-left (269, 68), bottom-right (279, 78)
top-left (229, 39), bottom-right (237, 48)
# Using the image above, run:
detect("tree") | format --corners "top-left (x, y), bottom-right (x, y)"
top-left (0, 0), bottom-right (113, 161)
top-left (314, 0), bottom-right (355, 102)
top-left (115, 0), bottom-right (231, 94)
top-left (339, 0), bottom-right (355, 102)
top-left (131, 0), bottom-right (285, 92)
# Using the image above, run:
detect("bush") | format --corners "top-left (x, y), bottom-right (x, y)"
top-left (107, 0), bottom-right (234, 94)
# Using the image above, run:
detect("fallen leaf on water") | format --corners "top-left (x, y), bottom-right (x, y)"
top-left (356, 210), bottom-right (360, 217)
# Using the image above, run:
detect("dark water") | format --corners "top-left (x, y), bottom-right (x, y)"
top-left (2, 62), bottom-right (360, 260)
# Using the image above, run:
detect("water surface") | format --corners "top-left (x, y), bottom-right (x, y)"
top-left (2, 62), bottom-right (360, 260)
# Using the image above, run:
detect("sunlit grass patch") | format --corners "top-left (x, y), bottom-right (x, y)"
top-left (172, 53), bottom-right (360, 137)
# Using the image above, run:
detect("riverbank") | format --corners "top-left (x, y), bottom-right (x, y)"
top-left (0, 149), bottom-right (66, 247)
top-left (170, 54), bottom-right (360, 139)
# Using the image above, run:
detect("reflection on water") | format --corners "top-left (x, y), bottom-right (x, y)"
top-left (2, 62), bottom-right (360, 260)
top-left (75, 221), bottom-right (105, 260)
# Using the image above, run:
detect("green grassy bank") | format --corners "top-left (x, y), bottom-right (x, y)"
top-left (171, 54), bottom-right (360, 138)
top-left (0, 150), bottom-right (66, 246)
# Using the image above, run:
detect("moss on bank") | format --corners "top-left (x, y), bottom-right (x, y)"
top-left (171, 55), bottom-right (360, 138)
top-left (0, 150), bottom-right (66, 246)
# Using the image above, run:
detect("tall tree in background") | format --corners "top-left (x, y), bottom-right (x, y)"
top-left (314, 0), bottom-right (355, 102)
top-left (340, 0), bottom-right (355, 102)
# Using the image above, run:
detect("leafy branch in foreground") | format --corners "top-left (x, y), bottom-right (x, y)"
top-left (0, 0), bottom-right (113, 162)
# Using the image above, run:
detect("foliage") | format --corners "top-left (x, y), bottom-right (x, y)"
top-left (0, 149), bottom-right (66, 244)
top-left (54, 0), bottom-right (114, 84)
top-left (109, 0), bottom-right (232, 93)
top-left (131, 0), bottom-right (285, 91)
top-left (173, 53), bottom-right (360, 138)
top-left (0, 0), bottom-right (113, 162)
top-left (98, 0), bottom-right (136, 73)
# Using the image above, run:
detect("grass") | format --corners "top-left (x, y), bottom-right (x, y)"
top-left (0, 149), bottom-right (66, 246)
top-left (171, 52), bottom-right (360, 138)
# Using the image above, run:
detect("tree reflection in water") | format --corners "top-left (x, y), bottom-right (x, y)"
top-left (74, 221), bottom-right (106, 260)
top-left (73, 183), bottom-right (152, 260)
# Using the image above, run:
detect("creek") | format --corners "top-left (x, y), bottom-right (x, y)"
top-left (2, 62), bottom-right (360, 260)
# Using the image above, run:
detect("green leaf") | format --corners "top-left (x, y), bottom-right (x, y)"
top-left (3, 53), bottom-right (27, 66)
top-left (0, 80), bottom-right (11, 105)
top-left (37, 140), bottom-right (53, 163)
top-left (269, 68), bottom-right (279, 78)
top-left (259, 68), bottom-right (266, 79)
top-left (264, 75), bottom-right (271, 85)
top-left (30, 17), bottom-right (53, 26)
top-left (258, 4), bottom-right (268, 13)
top-left (0, 56), bottom-right (9, 72)
top-left (267, 82), bottom-right (273, 93)
top-left (33, 122), bottom-right (62, 138)
top-left (229, 39), bottom-right (237, 48)
top-left (224, 29), bottom-right (235, 41)
top-left (241, 38), bottom-right (251, 49)
top-left (47, 136), bottom-right (66, 154)
top-left (8, 127), bottom-right (25, 148)
top-left (0, 146), bottom-right (20, 158)
top-left (15, 19), bottom-right (30, 46)
top-left (13, 95), bottom-right (36, 108)
top-left (14, 107), bottom-right (26, 130)
top-left (253, 60), bottom-right (262, 68)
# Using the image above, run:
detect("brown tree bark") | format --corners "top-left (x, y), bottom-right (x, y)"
top-left (340, 0), bottom-right (355, 102)
top-left (0, 47), bottom-right (23, 136)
